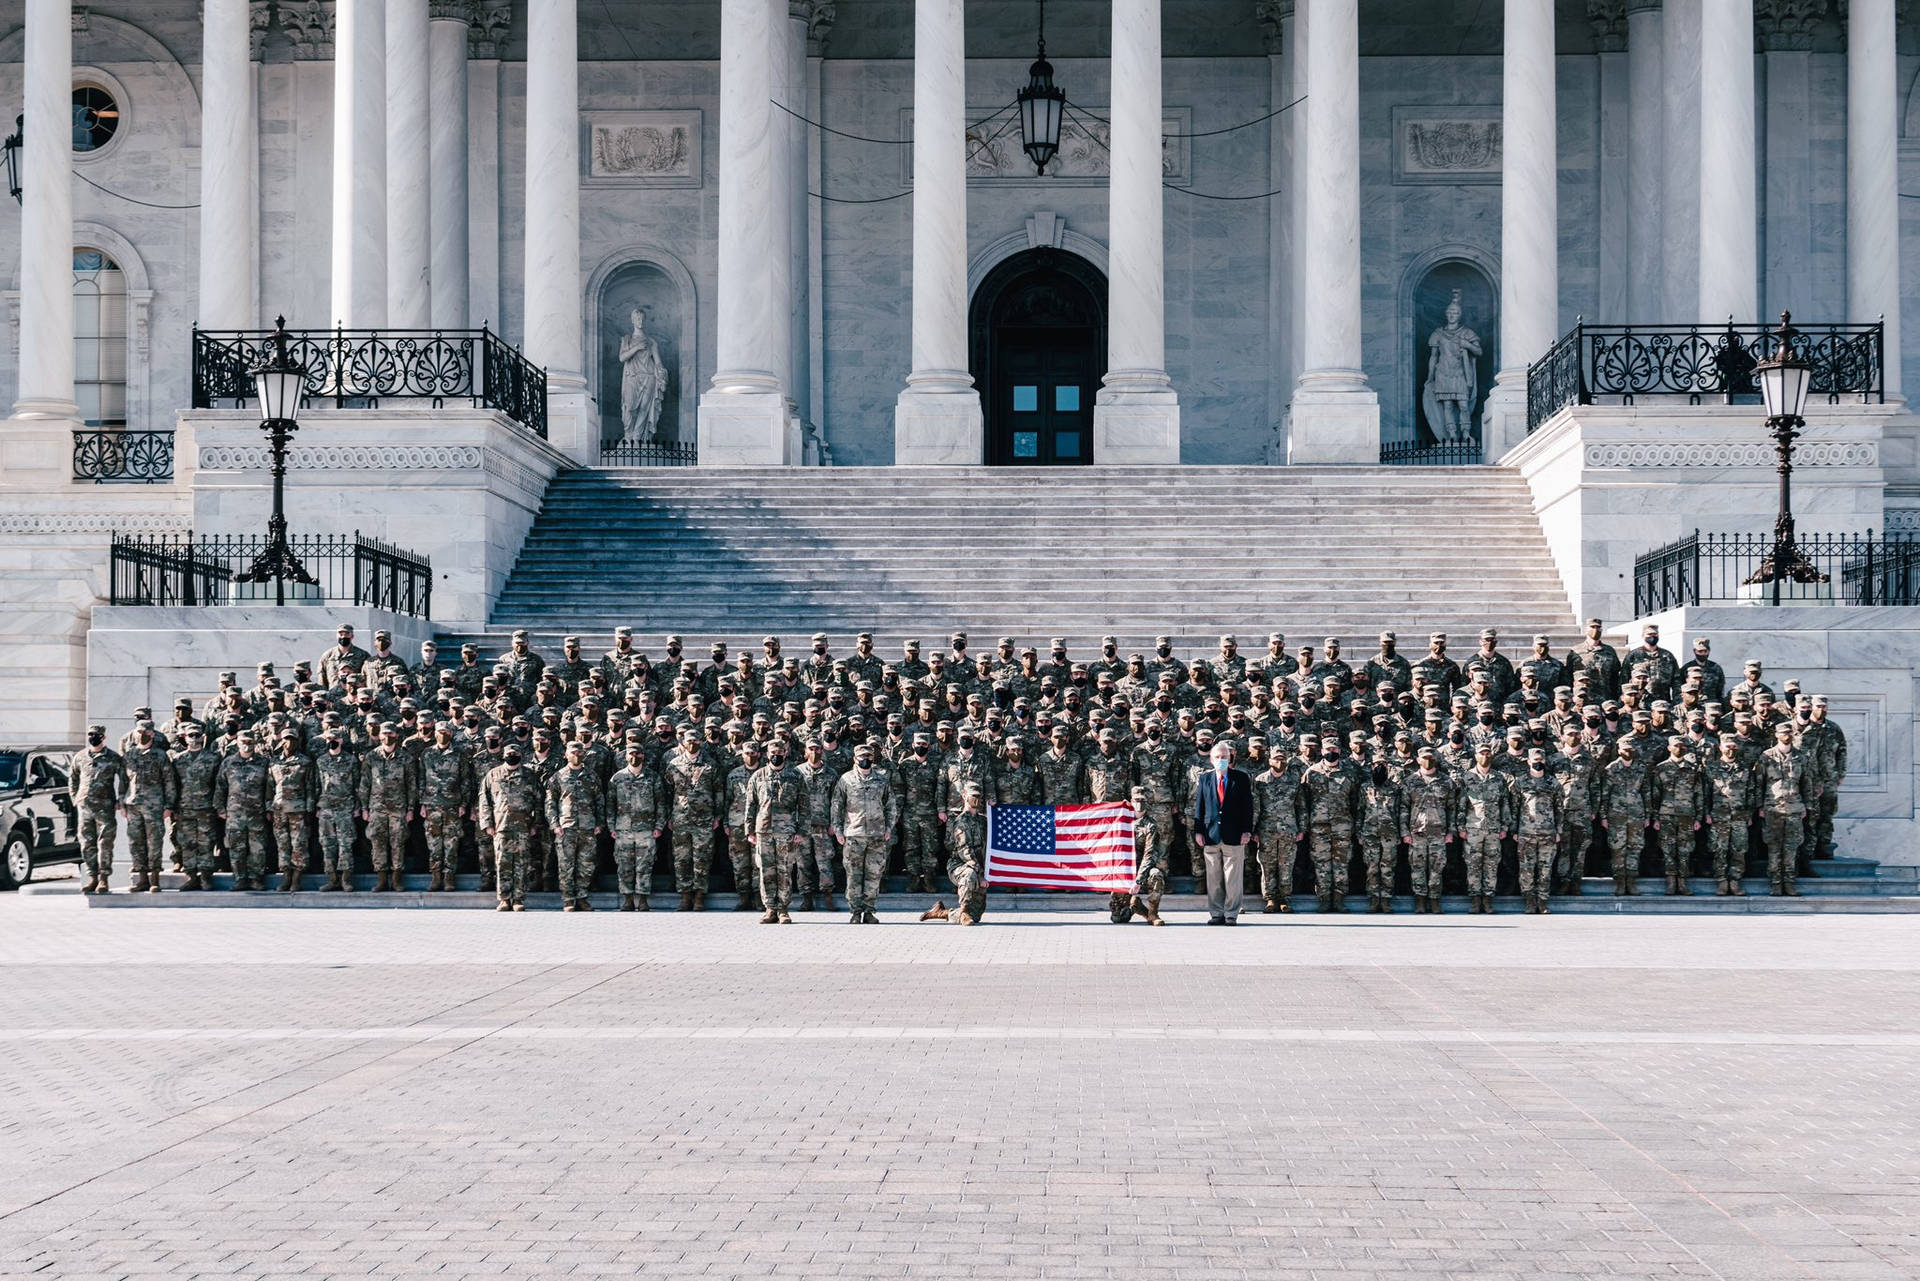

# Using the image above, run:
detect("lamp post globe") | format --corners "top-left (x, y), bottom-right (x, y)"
top-left (235, 316), bottom-right (318, 606)
top-left (1743, 311), bottom-right (1828, 602)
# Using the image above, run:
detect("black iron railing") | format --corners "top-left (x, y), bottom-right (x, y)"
top-left (1379, 435), bottom-right (1484, 466)
top-left (72, 429), bottom-right (174, 483)
top-left (1527, 320), bottom-right (1884, 433)
top-left (599, 438), bottom-right (699, 467)
top-left (192, 325), bottom-right (548, 438)
top-left (1633, 529), bottom-right (1920, 614)
top-left (110, 531), bottom-right (431, 617)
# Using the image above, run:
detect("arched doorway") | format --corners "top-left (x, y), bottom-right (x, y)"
top-left (969, 248), bottom-right (1107, 466)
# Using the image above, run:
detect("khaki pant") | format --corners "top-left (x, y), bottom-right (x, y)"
top-left (1202, 842), bottom-right (1246, 921)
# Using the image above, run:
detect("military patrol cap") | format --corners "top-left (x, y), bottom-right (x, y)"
top-left (1323, 636), bottom-right (1340, 648)
top-left (1784, 678), bottom-right (1803, 693)
top-left (1527, 746), bottom-right (1547, 760)
top-left (1379, 630), bottom-right (1396, 643)
top-left (1321, 674), bottom-right (1341, 688)
top-left (1101, 634), bottom-right (1118, 645)
top-left (256, 661), bottom-right (275, 673)
top-left (962, 783), bottom-right (985, 800)
top-left (950, 631), bottom-right (967, 643)
top-left (1743, 658), bottom-right (1764, 671)
top-left (1176, 708), bottom-right (1196, 722)
top-left (1473, 741), bottom-right (1494, 754)
top-left (1194, 727), bottom-right (1216, 742)
top-left (460, 641), bottom-right (479, 655)
top-left (507, 628), bottom-right (529, 642)
top-left (810, 632), bottom-right (829, 644)
top-left (1631, 709), bottom-right (1652, 723)
top-left (1219, 634), bottom-right (1237, 646)
top-left (805, 737), bottom-right (824, 751)
top-left (966, 692), bottom-right (984, 705)
top-left (1247, 734), bottom-right (1268, 747)
top-left (1651, 700), bottom-right (1671, 712)
top-left (1097, 727), bottom-right (1119, 742)
top-left (1268, 632), bottom-right (1284, 644)
top-left (751, 711), bottom-right (771, 724)
top-left (1424, 708), bottom-right (1444, 722)
top-left (1642, 623), bottom-right (1660, 636)
top-left (1429, 632), bottom-right (1446, 644)
top-left (1813, 695), bottom-right (1830, 707)
top-left (233, 730), bottom-right (256, 745)
top-left (219, 670), bottom-right (239, 683)
top-left (1299, 733), bottom-right (1319, 744)
top-left (1155, 634), bottom-right (1172, 645)
top-left (912, 731), bottom-right (932, 745)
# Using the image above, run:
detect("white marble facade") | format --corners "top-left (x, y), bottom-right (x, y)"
top-left (0, 0), bottom-right (1915, 469)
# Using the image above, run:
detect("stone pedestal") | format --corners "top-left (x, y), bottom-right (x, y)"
top-left (1093, 375), bottom-right (1182, 465)
top-left (699, 387), bottom-right (799, 466)
top-left (1286, 379), bottom-right (1379, 465)
top-left (894, 387), bottom-right (984, 465)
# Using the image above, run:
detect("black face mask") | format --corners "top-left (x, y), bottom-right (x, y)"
top-left (1281, 716), bottom-right (1296, 727)
top-left (1449, 730), bottom-right (1466, 743)
top-left (913, 746), bottom-right (928, 756)
top-left (1147, 729), bottom-right (1162, 740)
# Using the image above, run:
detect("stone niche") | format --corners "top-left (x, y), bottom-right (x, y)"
top-left (1406, 257), bottom-right (1497, 447)
top-left (593, 259), bottom-right (689, 451)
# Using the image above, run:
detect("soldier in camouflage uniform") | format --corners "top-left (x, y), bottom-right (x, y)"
top-left (1511, 748), bottom-right (1562, 913)
top-left (831, 745), bottom-right (898, 924)
top-left (1455, 743), bottom-right (1512, 913)
top-left (1623, 624), bottom-right (1680, 703)
top-left (923, 784), bottom-right (990, 925)
top-left (418, 722), bottom-right (471, 891)
top-left (1553, 728), bottom-right (1601, 894)
top-left (895, 732), bottom-right (943, 892)
top-left (665, 728), bottom-right (724, 910)
top-left (722, 741), bottom-right (764, 909)
top-left (478, 743), bottom-right (543, 910)
top-left (1755, 722), bottom-right (1812, 896)
top-left (121, 721), bottom-right (175, 893)
top-left (215, 731), bottom-right (273, 890)
top-left (266, 729), bottom-right (316, 892)
top-left (1800, 695), bottom-right (1847, 863)
top-left (358, 724), bottom-right (417, 892)
top-left (1601, 739), bottom-right (1652, 896)
top-left (1302, 736), bottom-right (1360, 912)
top-left (1649, 736), bottom-right (1704, 895)
top-left (746, 741), bottom-right (808, 922)
top-left (1702, 736), bottom-right (1755, 895)
top-left (169, 725), bottom-right (222, 890)
top-left (313, 730), bottom-right (361, 890)
top-left (1249, 746), bottom-right (1306, 913)
top-left (1356, 761), bottom-right (1407, 913)
top-left (793, 738), bottom-right (841, 910)
top-left (547, 739), bottom-right (606, 910)
top-left (1402, 748), bottom-right (1456, 912)
top-left (607, 744), bottom-right (664, 910)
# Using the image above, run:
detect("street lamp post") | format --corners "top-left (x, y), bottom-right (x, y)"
top-left (1743, 310), bottom-right (1827, 605)
top-left (4, 115), bottom-right (22, 204)
top-left (234, 317), bottom-right (317, 606)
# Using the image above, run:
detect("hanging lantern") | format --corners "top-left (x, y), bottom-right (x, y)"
top-left (1017, 0), bottom-right (1066, 175)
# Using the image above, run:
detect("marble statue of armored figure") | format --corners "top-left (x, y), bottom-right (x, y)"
top-left (1422, 289), bottom-right (1482, 442)
top-left (619, 305), bottom-right (668, 444)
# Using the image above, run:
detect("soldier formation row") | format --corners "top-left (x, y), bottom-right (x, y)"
top-left (68, 619), bottom-right (1845, 919)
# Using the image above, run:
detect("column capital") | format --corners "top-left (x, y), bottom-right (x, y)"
top-left (249, 0), bottom-right (271, 58)
top-left (1755, 0), bottom-right (1821, 50)
top-left (467, 0), bottom-right (512, 57)
top-left (1254, 0), bottom-right (1293, 55)
top-left (1588, 0), bottom-right (1627, 50)
top-left (430, 0), bottom-right (471, 22)
top-left (799, 0), bottom-right (835, 55)
top-left (281, 0), bottom-right (335, 59)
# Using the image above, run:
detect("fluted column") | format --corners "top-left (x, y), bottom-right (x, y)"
top-left (1849, 0), bottom-right (1901, 397)
top-left (9, 0), bottom-right (76, 428)
top-left (1484, 0), bottom-right (1559, 458)
top-left (1697, 0), bottom-right (1757, 323)
top-left (893, 0), bottom-right (982, 463)
top-left (200, 0), bottom-right (254, 329)
top-left (698, 0), bottom-right (797, 464)
top-left (785, 1), bottom-right (814, 455)
top-left (1095, 0), bottom-right (1181, 462)
top-left (332, 0), bottom-right (386, 325)
top-left (384, 0), bottom-right (430, 326)
top-left (1286, 0), bottom-right (1376, 464)
top-left (524, 0), bottom-right (592, 461)
top-left (428, 1), bottom-right (471, 327)
top-left (1626, 0), bottom-right (1664, 320)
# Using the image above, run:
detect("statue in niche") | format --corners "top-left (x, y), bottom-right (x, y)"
top-left (618, 306), bottom-right (669, 443)
top-left (1422, 290), bottom-right (1482, 442)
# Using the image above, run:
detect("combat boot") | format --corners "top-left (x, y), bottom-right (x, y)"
top-left (374, 869), bottom-right (391, 893)
top-left (1729, 878), bottom-right (1745, 896)
top-left (577, 896), bottom-right (594, 911)
top-left (480, 868), bottom-right (496, 893)
top-left (760, 907), bottom-right (779, 923)
top-left (777, 909), bottom-right (792, 923)
top-left (562, 901), bottom-right (578, 911)
top-left (279, 869), bottom-right (297, 893)
top-left (800, 891), bottom-right (816, 911)
top-left (733, 892), bottom-right (756, 911)
top-left (692, 891), bottom-right (707, 911)
top-left (620, 893), bottom-right (636, 911)
top-left (1782, 877), bottom-right (1801, 897)
top-left (1379, 895), bottom-right (1394, 914)
top-left (634, 892), bottom-right (650, 910)
top-left (428, 870), bottom-right (445, 892)
top-left (677, 890), bottom-right (695, 911)
top-left (1673, 875), bottom-right (1692, 896)
top-left (848, 909), bottom-right (862, 924)
top-left (495, 900), bottom-right (512, 912)
top-left (920, 901), bottom-right (950, 920)
top-left (820, 891), bottom-right (838, 912)
top-left (129, 871), bottom-right (146, 893)
top-left (323, 871), bottom-right (342, 892)
top-left (1623, 874), bottom-right (1640, 895)
top-left (1263, 896), bottom-right (1280, 914)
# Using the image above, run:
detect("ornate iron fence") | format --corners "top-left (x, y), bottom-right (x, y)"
top-left (191, 325), bottom-right (548, 438)
top-left (1633, 529), bottom-right (1920, 614)
top-left (71, 429), bottom-right (174, 483)
top-left (1527, 320), bottom-right (1884, 433)
top-left (599, 438), bottom-right (699, 467)
top-left (110, 531), bottom-right (431, 617)
top-left (1379, 435), bottom-right (1484, 466)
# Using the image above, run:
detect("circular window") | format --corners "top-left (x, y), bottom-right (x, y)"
top-left (72, 85), bottom-right (119, 153)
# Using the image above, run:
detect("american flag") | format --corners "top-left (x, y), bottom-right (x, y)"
top-left (986, 802), bottom-right (1137, 893)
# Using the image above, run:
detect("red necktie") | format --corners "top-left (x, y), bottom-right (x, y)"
top-left (1217, 772), bottom-right (1226, 804)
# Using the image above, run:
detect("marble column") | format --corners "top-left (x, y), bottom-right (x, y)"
top-left (766, 0), bottom-right (798, 460)
top-left (199, 0), bottom-right (254, 329)
top-left (428, 1), bottom-right (470, 327)
top-left (332, 0), bottom-right (387, 326)
top-left (893, 0), bottom-right (982, 464)
top-left (1660, 0), bottom-right (1702, 320)
top-left (385, 0), bottom-right (431, 327)
top-left (1626, 0), bottom-right (1665, 321)
top-left (524, 0), bottom-right (592, 462)
top-left (1095, 0), bottom-right (1181, 462)
top-left (1260, 1), bottom-right (1293, 462)
top-left (785, 1), bottom-right (814, 457)
top-left (1849, 0), bottom-right (1901, 397)
top-left (1483, 0), bottom-right (1558, 459)
top-left (8, 0), bottom-right (76, 434)
top-left (1697, 0), bottom-right (1757, 323)
top-left (1759, 12), bottom-right (1813, 318)
top-left (1287, 0), bottom-right (1376, 464)
top-left (698, 0), bottom-right (796, 465)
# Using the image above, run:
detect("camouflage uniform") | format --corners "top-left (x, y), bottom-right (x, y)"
top-left (1303, 755), bottom-right (1360, 908)
top-left (1128, 735), bottom-right (1180, 889)
top-left (746, 759), bottom-right (809, 914)
top-left (1755, 733), bottom-right (1813, 895)
top-left (945, 799), bottom-right (990, 923)
top-left (121, 739), bottom-right (176, 883)
top-left (1355, 771), bottom-right (1407, 910)
top-left (1455, 765), bottom-right (1513, 903)
top-left (1649, 748), bottom-right (1705, 890)
top-left (416, 740), bottom-right (470, 886)
top-left (546, 762), bottom-right (606, 904)
top-left (794, 755), bottom-right (841, 899)
top-left (722, 754), bottom-right (760, 904)
top-left (478, 756), bottom-right (545, 907)
top-left (313, 745), bottom-right (362, 886)
top-left (1552, 744), bottom-right (1601, 892)
top-left (215, 749), bottom-right (273, 885)
top-left (1249, 759), bottom-right (1306, 906)
top-left (606, 760), bottom-right (663, 899)
top-left (665, 748), bottom-right (724, 897)
top-left (358, 744), bottom-right (418, 883)
top-left (169, 742), bottom-right (223, 879)
top-left (267, 746), bottom-right (317, 887)
top-left (1702, 750), bottom-right (1755, 889)
top-left (893, 744), bottom-right (943, 888)
top-left (1510, 766), bottom-right (1562, 910)
top-left (1401, 765), bottom-right (1456, 907)
top-left (69, 743), bottom-right (126, 886)
top-left (1601, 751), bottom-right (1652, 892)
top-left (831, 763), bottom-right (898, 918)
top-left (1799, 712), bottom-right (1847, 861)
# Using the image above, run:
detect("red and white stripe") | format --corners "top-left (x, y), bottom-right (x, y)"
top-left (986, 802), bottom-right (1137, 893)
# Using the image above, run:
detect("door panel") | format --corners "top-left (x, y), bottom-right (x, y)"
top-left (995, 333), bottom-right (1096, 466)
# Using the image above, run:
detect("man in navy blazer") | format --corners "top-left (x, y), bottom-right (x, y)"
top-left (1192, 741), bottom-right (1255, 924)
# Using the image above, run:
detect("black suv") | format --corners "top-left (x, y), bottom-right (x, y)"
top-left (1, 748), bottom-right (80, 889)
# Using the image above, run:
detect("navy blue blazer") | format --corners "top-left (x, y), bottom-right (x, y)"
top-left (1192, 766), bottom-right (1255, 845)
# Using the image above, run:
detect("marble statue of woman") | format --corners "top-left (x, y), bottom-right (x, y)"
top-left (1422, 290), bottom-right (1482, 442)
top-left (619, 307), bottom-right (668, 443)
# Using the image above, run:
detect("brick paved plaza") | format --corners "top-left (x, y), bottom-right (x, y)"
top-left (1, 902), bottom-right (1917, 1280)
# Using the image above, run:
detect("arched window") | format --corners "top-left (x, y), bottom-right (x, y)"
top-left (73, 248), bottom-right (127, 426)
